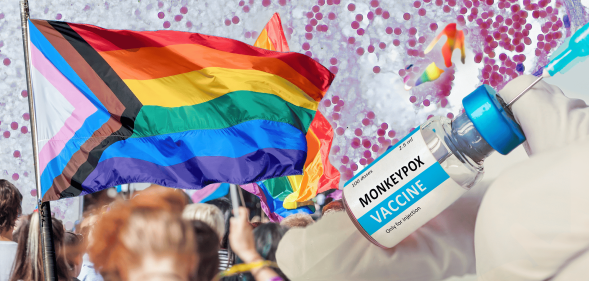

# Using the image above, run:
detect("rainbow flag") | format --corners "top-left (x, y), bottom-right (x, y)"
top-left (251, 14), bottom-right (340, 211)
top-left (27, 19), bottom-right (334, 202)
top-left (240, 179), bottom-right (315, 222)
top-left (253, 13), bottom-right (290, 52)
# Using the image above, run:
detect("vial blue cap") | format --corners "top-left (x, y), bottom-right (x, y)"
top-left (462, 85), bottom-right (526, 155)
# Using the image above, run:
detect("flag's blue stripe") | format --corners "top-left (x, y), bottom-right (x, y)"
top-left (98, 119), bottom-right (307, 165)
top-left (39, 112), bottom-right (111, 198)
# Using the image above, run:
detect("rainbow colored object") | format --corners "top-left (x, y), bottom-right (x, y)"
top-left (254, 13), bottom-right (290, 52)
top-left (414, 62), bottom-right (445, 86)
top-left (424, 23), bottom-right (465, 68)
top-left (240, 179), bottom-right (315, 222)
top-left (28, 19), bottom-right (334, 201)
top-left (252, 14), bottom-right (340, 212)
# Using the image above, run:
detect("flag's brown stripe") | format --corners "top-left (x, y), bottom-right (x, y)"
top-left (33, 20), bottom-right (128, 200)
top-left (38, 21), bottom-right (142, 200)
top-left (33, 21), bottom-right (126, 119)
top-left (40, 122), bottom-right (117, 201)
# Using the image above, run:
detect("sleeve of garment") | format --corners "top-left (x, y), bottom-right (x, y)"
top-left (475, 139), bottom-right (589, 280)
top-left (275, 178), bottom-right (492, 281)
top-left (475, 75), bottom-right (589, 280)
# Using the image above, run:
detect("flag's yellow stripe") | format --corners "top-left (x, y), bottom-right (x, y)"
top-left (124, 67), bottom-right (318, 110)
top-left (254, 28), bottom-right (276, 51)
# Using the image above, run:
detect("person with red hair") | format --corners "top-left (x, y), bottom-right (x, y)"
top-left (88, 186), bottom-right (197, 281)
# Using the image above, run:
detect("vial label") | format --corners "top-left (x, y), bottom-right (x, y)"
top-left (343, 127), bottom-right (466, 248)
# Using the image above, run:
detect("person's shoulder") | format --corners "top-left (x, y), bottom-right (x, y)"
top-left (0, 241), bottom-right (18, 252)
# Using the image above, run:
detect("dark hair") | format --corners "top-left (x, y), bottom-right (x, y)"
top-left (206, 197), bottom-right (235, 269)
top-left (192, 220), bottom-right (220, 281)
top-left (0, 179), bottom-right (23, 234)
top-left (10, 214), bottom-right (70, 281)
top-left (243, 223), bottom-right (289, 281)
top-left (206, 197), bottom-right (231, 248)
top-left (64, 232), bottom-right (84, 272)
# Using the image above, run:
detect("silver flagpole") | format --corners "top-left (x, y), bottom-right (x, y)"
top-left (229, 184), bottom-right (240, 216)
top-left (19, 1), bottom-right (58, 280)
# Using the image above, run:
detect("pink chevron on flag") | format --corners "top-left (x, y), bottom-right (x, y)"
top-left (30, 42), bottom-right (97, 175)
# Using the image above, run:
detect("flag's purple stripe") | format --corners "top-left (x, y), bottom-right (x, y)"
top-left (77, 148), bottom-right (305, 196)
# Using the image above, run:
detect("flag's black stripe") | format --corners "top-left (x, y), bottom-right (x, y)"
top-left (48, 21), bottom-right (143, 198)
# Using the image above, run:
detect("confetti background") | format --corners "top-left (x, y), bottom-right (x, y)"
top-left (0, 0), bottom-right (587, 253)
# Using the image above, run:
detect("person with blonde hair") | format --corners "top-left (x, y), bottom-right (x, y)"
top-left (182, 203), bottom-right (225, 243)
top-left (279, 214), bottom-right (314, 229)
top-left (89, 186), bottom-right (196, 281)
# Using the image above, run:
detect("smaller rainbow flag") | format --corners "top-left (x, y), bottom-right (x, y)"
top-left (254, 13), bottom-right (290, 52)
top-left (241, 179), bottom-right (314, 222)
top-left (414, 62), bottom-right (445, 86)
top-left (424, 23), bottom-right (465, 68)
top-left (248, 14), bottom-right (339, 216)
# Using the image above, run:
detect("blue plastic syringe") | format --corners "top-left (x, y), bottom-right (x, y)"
top-left (506, 21), bottom-right (589, 107)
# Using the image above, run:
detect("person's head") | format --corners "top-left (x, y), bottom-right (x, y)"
top-left (243, 223), bottom-right (289, 281)
top-left (77, 212), bottom-right (99, 247)
top-left (206, 197), bottom-right (232, 249)
top-left (182, 203), bottom-right (225, 244)
top-left (279, 213), bottom-right (315, 229)
top-left (64, 232), bottom-right (84, 277)
top-left (0, 179), bottom-right (23, 239)
top-left (191, 220), bottom-right (220, 281)
top-left (10, 213), bottom-right (70, 281)
top-left (321, 199), bottom-right (345, 216)
top-left (89, 186), bottom-right (197, 281)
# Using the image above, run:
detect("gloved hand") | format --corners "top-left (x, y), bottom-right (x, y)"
top-left (275, 75), bottom-right (589, 281)
top-left (475, 75), bottom-right (589, 280)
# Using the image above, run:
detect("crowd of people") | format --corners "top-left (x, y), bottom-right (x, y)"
top-left (0, 179), bottom-right (344, 281)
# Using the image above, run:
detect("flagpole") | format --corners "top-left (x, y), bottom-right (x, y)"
top-left (229, 184), bottom-right (240, 216)
top-left (19, 1), bottom-right (58, 280)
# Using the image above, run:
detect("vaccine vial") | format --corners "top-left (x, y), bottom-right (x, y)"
top-left (342, 85), bottom-right (526, 249)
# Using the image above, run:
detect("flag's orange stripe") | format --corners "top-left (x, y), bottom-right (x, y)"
top-left (99, 43), bottom-right (325, 100)
top-left (254, 28), bottom-right (276, 51)
top-left (68, 22), bottom-right (334, 95)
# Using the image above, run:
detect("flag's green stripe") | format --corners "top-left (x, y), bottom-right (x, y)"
top-left (131, 91), bottom-right (316, 138)
top-left (263, 176), bottom-right (295, 201)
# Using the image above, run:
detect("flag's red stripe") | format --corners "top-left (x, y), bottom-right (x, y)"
top-left (266, 13), bottom-right (290, 52)
top-left (67, 22), bottom-right (334, 93)
top-left (310, 111), bottom-right (341, 193)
